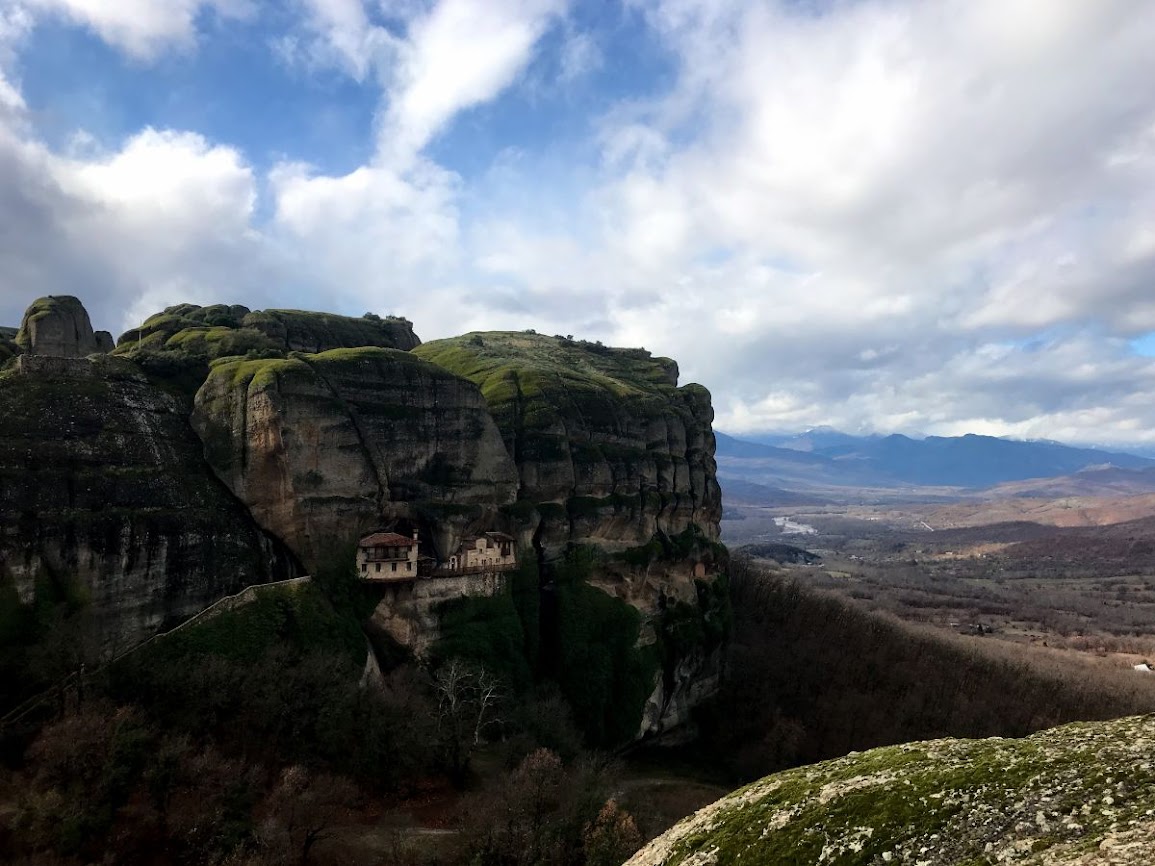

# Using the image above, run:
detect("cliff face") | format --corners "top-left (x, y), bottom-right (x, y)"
top-left (627, 715), bottom-right (1155, 866)
top-left (413, 333), bottom-right (722, 555)
top-left (191, 347), bottom-right (519, 570)
top-left (414, 333), bottom-right (725, 739)
top-left (4, 295), bottom-right (727, 742)
top-left (0, 353), bottom-right (297, 648)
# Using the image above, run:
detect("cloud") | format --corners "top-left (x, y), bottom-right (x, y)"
top-left (380, 0), bottom-right (566, 161)
top-left (0, 6), bottom-right (31, 114)
top-left (557, 26), bottom-right (601, 83)
top-left (268, 156), bottom-right (461, 314)
top-left (258, 0), bottom-right (572, 329)
top-left (279, 0), bottom-right (399, 80)
top-left (4, 0), bottom-right (1155, 448)
top-left (22, 0), bottom-right (252, 59)
top-left (0, 125), bottom-right (277, 334)
top-left (566, 0), bottom-right (1155, 442)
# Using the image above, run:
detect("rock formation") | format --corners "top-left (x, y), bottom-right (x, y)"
top-left (5, 296), bottom-right (727, 742)
top-left (15, 295), bottom-right (108, 357)
top-left (415, 333), bottom-right (725, 738)
top-left (413, 333), bottom-right (722, 556)
top-left (627, 714), bottom-right (1155, 866)
top-left (115, 304), bottom-right (420, 357)
top-left (0, 351), bottom-right (297, 648)
top-left (242, 308), bottom-right (421, 353)
top-left (191, 347), bottom-right (519, 570)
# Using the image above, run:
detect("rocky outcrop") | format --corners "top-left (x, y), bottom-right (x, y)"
top-left (191, 347), bottom-right (519, 570)
top-left (627, 715), bottom-right (1155, 866)
top-left (243, 309), bottom-right (421, 353)
top-left (115, 304), bottom-right (420, 357)
top-left (414, 333), bottom-right (722, 555)
top-left (15, 295), bottom-right (106, 357)
top-left (369, 572), bottom-right (507, 656)
top-left (0, 353), bottom-right (297, 649)
top-left (5, 295), bottom-right (728, 743)
top-left (415, 333), bottom-right (726, 740)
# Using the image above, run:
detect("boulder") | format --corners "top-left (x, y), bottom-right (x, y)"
top-left (16, 295), bottom-right (102, 357)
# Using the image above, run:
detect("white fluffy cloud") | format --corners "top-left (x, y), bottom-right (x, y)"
top-left (380, 0), bottom-right (565, 160)
top-left (0, 124), bottom-right (278, 335)
top-left (4, 0), bottom-right (1155, 447)
top-left (21, 0), bottom-right (252, 58)
top-left (283, 0), bottom-right (399, 80)
top-left (572, 0), bottom-right (1155, 442)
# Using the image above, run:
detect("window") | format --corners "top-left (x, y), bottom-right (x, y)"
top-left (361, 564), bottom-right (367, 573)
top-left (407, 562), bottom-right (412, 571)
top-left (375, 563), bottom-right (381, 573)
top-left (391, 562), bottom-right (397, 572)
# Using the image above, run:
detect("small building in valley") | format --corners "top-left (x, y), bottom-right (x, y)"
top-left (358, 530), bottom-right (419, 581)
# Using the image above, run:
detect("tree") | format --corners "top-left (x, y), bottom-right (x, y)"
top-left (433, 658), bottom-right (505, 782)
top-left (261, 765), bottom-right (358, 865)
top-left (583, 799), bottom-right (643, 866)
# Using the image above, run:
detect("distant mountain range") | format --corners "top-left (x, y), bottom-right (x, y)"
top-left (715, 429), bottom-right (1155, 498)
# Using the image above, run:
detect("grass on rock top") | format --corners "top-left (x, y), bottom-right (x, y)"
top-left (415, 332), bottom-right (693, 434)
top-left (209, 346), bottom-right (467, 394)
top-left (415, 333), bottom-right (679, 402)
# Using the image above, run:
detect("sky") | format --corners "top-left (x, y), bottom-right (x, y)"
top-left (1, 1), bottom-right (1155, 446)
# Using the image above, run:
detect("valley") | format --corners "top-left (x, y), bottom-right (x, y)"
top-left (721, 450), bottom-right (1155, 671)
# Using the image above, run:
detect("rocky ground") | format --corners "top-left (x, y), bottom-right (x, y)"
top-left (627, 714), bottom-right (1155, 866)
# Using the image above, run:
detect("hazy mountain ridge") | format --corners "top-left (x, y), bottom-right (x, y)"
top-left (717, 428), bottom-right (1155, 492)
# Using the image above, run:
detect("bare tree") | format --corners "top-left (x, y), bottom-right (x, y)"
top-left (432, 658), bottom-right (505, 782)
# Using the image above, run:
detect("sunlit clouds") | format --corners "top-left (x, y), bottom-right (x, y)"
top-left (2, 0), bottom-right (1155, 445)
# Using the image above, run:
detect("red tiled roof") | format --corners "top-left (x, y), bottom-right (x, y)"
top-left (359, 532), bottom-right (416, 547)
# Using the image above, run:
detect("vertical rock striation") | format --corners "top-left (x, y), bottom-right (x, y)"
top-left (191, 347), bottom-right (519, 570)
top-left (415, 333), bottom-right (726, 740)
top-left (0, 353), bottom-right (297, 648)
top-left (413, 332), bottom-right (722, 554)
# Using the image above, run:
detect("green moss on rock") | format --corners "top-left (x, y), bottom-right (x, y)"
top-left (628, 714), bottom-right (1155, 866)
top-left (414, 332), bottom-right (722, 550)
top-left (112, 303), bottom-right (421, 396)
top-left (243, 308), bottom-right (420, 353)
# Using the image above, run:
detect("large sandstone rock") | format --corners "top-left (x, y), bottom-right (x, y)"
top-left (416, 333), bottom-right (726, 739)
top-left (0, 354), bottom-right (297, 648)
top-left (626, 715), bottom-right (1155, 866)
top-left (243, 308), bottom-right (421, 353)
top-left (414, 333), bottom-right (722, 555)
top-left (191, 347), bottom-right (519, 570)
top-left (15, 296), bottom-right (106, 357)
